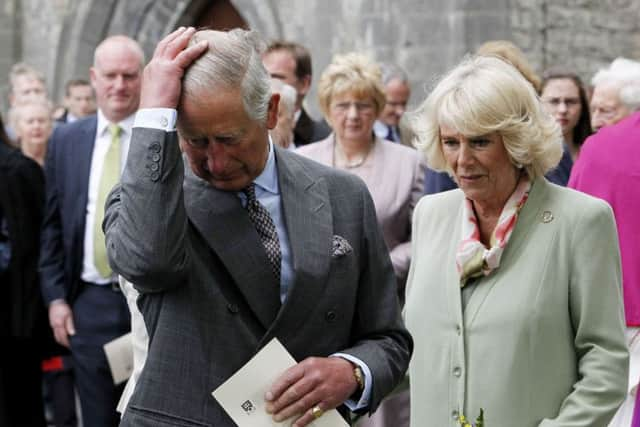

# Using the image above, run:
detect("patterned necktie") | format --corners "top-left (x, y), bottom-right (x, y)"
top-left (386, 125), bottom-right (399, 143)
top-left (243, 183), bottom-right (281, 282)
top-left (94, 123), bottom-right (121, 278)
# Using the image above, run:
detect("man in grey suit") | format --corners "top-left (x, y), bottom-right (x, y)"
top-left (104, 27), bottom-right (411, 426)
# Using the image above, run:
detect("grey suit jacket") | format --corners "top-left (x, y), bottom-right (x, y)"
top-left (104, 128), bottom-right (412, 427)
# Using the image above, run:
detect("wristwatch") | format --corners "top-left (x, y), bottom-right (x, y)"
top-left (353, 366), bottom-right (364, 391)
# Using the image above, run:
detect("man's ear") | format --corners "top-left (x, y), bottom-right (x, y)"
top-left (298, 75), bottom-right (311, 97)
top-left (266, 93), bottom-right (280, 130)
top-left (89, 67), bottom-right (98, 90)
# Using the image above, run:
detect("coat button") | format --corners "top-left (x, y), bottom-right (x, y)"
top-left (151, 153), bottom-right (161, 162)
top-left (150, 142), bottom-right (161, 153)
top-left (227, 303), bottom-right (239, 314)
top-left (453, 367), bottom-right (462, 377)
top-left (456, 325), bottom-right (461, 335)
top-left (150, 172), bottom-right (160, 181)
top-left (325, 310), bottom-right (336, 322)
top-left (452, 410), bottom-right (459, 420)
top-left (150, 163), bottom-right (159, 171)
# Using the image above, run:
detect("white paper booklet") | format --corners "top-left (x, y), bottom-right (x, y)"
top-left (103, 332), bottom-right (133, 385)
top-left (212, 338), bottom-right (349, 427)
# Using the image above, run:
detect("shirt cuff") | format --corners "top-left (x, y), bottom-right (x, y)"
top-left (49, 298), bottom-right (67, 307)
top-left (133, 108), bottom-right (177, 131)
top-left (331, 353), bottom-right (372, 411)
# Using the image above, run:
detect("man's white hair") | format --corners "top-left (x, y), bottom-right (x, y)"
top-left (182, 29), bottom-right (272, 123)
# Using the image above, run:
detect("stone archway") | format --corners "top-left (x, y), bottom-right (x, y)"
top-left (50, 0), bottom-right (281, 102)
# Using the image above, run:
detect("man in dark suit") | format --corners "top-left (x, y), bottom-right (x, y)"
top-left (40, 35), bottom-right (144, 427)
top-left (373, 62), bottom-right (413, 148)
top-left (105, 27), bottom-right (411, 426)
top-left (55, 79), bottom-right (96, 124)
top-left (263, 40), bottom-right (330, 146)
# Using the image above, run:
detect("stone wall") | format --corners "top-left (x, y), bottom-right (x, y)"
top-left (2, 0), bottom-right (640, 117)
top-left (512, 0), bottom-right (640, 82)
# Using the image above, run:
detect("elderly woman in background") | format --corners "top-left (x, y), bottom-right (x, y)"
top-left (590, 57), bottom-right (640, 132)
top-left (269, 78), bottom-right (298, 150)
top-left (296, 53), bottom-right (423, 427)
top-left (540, 70), bottom-right (592, 160)
top-left (297, 52), bottom-right (425, 293)
top-left (405, 55), bottom-right (628, 426)
top-left (11, 98), bottom-right (53, 166)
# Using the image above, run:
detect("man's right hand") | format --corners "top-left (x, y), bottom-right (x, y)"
top-left (49, 301), bottom-right (75, 348)
top-left (139, 26), bottom-right (208, 109)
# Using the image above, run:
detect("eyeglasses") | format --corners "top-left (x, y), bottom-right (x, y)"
top-left (331, 101), bottom-right (375, 114)
top-left (542, 97), bottom-right (580, 107)
top-left (591, 106), bottom-right (621, 120)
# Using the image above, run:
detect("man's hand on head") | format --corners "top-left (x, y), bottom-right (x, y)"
top-left (139, 27), bottom-right (208, 109)
top-left (264, 356), bottom-right (358, 427)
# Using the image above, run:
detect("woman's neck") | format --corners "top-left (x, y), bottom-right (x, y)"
top-left (472, 173), bottom-right (522, 246)
top-left (21, 141), bottom-right (45, 166)
top-left (334, 135), bottom-right (374, 167)
top-left (338, 135), bottom-right (372, 155)
top-left (563, 130), bottom-right (580, 160)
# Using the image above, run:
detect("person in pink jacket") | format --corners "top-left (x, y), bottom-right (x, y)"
top-left (569, 111), bottom-right (640, 426)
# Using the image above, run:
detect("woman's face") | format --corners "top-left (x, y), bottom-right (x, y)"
top-left (541, 78), bottom-right (582, 138)
top-left (16, 103), bottom-right (52, 147)
top-left (328, 91), bottom-right (377, 144)
top-left (440, 124), bottom-right (519, 208)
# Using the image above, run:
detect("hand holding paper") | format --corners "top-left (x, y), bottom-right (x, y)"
top-left (265, 356), bottom-right (357, 426)
top-left (212, 339), bottom-right (349, 427)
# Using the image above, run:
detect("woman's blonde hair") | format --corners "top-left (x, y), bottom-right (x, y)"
top-left (411, 55), bottom-right (563, 180)
top-left (317, 52), bottom-right (386, 122)
top-left (9, 98), bottom-right (53, 134)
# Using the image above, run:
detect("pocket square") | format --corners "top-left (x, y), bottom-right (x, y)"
top-left (332, 235), bottom-right (353, 258)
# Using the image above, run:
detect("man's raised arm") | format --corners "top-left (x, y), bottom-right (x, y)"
top-left (104, 27), bottom-right (208, 292)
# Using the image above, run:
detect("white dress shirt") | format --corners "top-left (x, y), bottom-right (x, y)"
top-left (81, 110), bottom-right (135, 284)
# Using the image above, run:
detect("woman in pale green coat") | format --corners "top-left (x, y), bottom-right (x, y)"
top-left (404, 55), bottom-right (628, 426)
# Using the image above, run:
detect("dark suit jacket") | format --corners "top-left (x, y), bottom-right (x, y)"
top-left (40, 115), bottom-right (97, 305)
top-left (105, 128), bottom-right (412, 426)
top-left (294, 107), bottom-right (331, 146)
top-left (0, 143), bottom-right (45, 337)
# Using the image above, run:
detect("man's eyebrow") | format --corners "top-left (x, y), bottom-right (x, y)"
top-left (270, 73), bottom-right (286, 80)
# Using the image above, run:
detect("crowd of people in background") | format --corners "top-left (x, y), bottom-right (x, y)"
top-left (0, 25), bottom-right (639, 427)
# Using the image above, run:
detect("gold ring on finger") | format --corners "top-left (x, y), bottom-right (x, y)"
top-left (311, 405), bottom-right (324, 419)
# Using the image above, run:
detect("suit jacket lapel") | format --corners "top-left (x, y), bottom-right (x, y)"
top-left (183, 162), bottom-right (280, 330)
top-left (74, 117), bottom-right (97, 244)
top-left (265, 148), bottom-right (332, 340)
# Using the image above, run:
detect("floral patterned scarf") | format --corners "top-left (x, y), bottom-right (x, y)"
top-left (456, 177), bottom-right (531, 286)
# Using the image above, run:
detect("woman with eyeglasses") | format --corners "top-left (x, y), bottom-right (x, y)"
top-left (540, 70), bottom-right (592, 161)
top-left (297, 53), bottom-right (425, 297)
top-left (296, 54), bottom-right (424, 426)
